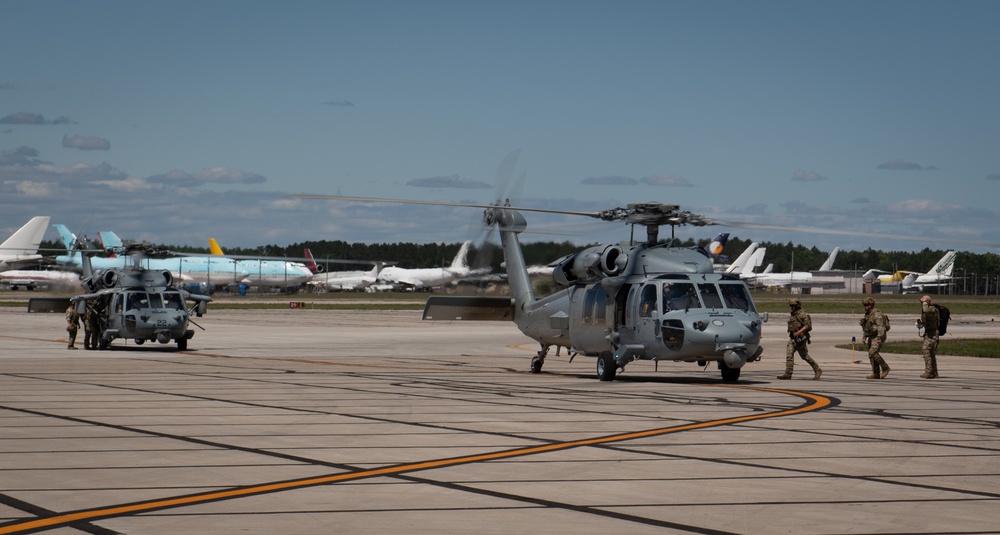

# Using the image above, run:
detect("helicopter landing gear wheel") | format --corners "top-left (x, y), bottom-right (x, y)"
top-left (531, 346), bottom-right (548, 374)
top-left (177, 338), bottom-right (187, 351)
top-left (719, 362), bottom-right (741, 382)
top-left (597, 352), bottom-right (617, 381)
top-left (98, 336), bottom-right (109, 350)
top-left (134, 339), bottom-right (145, 345)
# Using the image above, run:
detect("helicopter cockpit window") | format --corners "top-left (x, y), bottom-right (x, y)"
top-left (697, 283), bottom-right (723, 309)
top-left (662, 283), bottom-right (700, 312)
top-left (147, 293), bottom-right (163, 309)
top-left (638, 284), bottom-right (658, 318)
top-left (126, 292), bottom-right (148, 310)
top-left (719, 283), bottom-right (755, 312)
top-left (163, 292), bottom-right (184, 310)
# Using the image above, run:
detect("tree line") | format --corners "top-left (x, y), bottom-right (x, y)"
top-left (41, 236), bottom-right (1000, 294)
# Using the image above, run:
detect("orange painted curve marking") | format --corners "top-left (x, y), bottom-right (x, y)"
top-left (0, 384), bottom-right (831, 534)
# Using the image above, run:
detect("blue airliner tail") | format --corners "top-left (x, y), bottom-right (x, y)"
top-left (53, 224), bottom-right (78, 250)
top-left (704, 233), bottom-right (730, 261)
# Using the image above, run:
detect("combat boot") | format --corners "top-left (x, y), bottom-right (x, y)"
top-left (866, 373), bottom-right (879, 379)
top-left (920, 372), bottom-right (931, 379)
top-left (776, 374), bottom-right (792, 380)
top-left (813, 369), bottom-right (822, 380)
top-left (880, 368), bottom-right (891, 379)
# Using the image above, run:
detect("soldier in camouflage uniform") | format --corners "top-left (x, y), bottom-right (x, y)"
top-left (860, 297), bottom-right (890, 379)
top-left (65, 303), bottom-right (80, 350)
top-left (81, 302), bottom-right (92, 350)
top-left (919, 295), bottom-right (940, 379)
top-left (86, 300), bottom-right (103, 350)
top-left (777, 297), bottom-right (822, 380)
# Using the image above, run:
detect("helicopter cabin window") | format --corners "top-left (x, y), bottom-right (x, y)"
top-left (593, 287), bottom-right (607, 323)
top-left (697, 283), bottom-right (724, 309)
top-left (582, 289), bottom-right (596, 324)
top-left (719, 283), bottom-right (754, 312)
top-left (163, 292), bottom-right (184, 310)
top-left (582, 288), bottom-right (607, 324)
top-left (113, 294), bottom-right (124, 314)
top-left (147, 293), bottom-right (163, 309)
top-left (617, 284), bottom-right (632, 327)
top-left (662, 283), bottom-right (700, 312)
top-left (638, 284), bottom-right (657, 318)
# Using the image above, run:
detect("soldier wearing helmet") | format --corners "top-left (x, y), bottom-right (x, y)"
top-left (65, 302), bottom-right (80, 350)
top-left (860, 297), bottom-right (891, 379)
top-left (919, 295), bottom-right (940, 379)
top-left (777, 297), bottom-right (822, 380)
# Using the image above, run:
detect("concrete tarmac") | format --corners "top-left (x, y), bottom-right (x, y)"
top-left (1, 306), bottom-right (999, 534)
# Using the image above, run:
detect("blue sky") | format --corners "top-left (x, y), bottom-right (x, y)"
top-left (2, 1), bottom-right (998, 255)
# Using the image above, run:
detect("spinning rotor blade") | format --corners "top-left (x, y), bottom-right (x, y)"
top-left (491, 149), bottom-right (522, 205)
top-left (713, 220), bottom-right (1000, 249)
top-left (292, 194), bottom-right (605, 219)
top-left (294, 193), bottom-right (1000, 249)
top-left (292, 195), bottom-right (712, 228)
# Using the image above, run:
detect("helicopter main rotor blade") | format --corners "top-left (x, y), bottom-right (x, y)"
top-left (293, 194), bottom-right (1000, 248)
top-left (713, 220), bottom-right (1000, 249)
top-left (291, 195), bottom-right (606, 219)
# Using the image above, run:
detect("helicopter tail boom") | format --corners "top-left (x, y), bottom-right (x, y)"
top-left (422, 296), bottom-right (514, 321)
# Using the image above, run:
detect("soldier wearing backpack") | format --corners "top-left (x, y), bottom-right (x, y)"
top-left (860, 297), bottom-right (891, 379)
top-left (777, 297), bottom-right (822, 380)
top-left (919, 295), bottom-right (940, 379)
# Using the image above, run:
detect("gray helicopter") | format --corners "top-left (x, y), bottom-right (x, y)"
top-left (71, 240), bottom-right (210, 351)
top-left (294, 196), bottom-right (767, 382)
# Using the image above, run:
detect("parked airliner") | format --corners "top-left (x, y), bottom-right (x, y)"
top-left (376, 241), bottom-right (486, 289)
top-left (0, 216), bottom-right (50, 272)
top-left (54, 226), bottom-right (313, 288)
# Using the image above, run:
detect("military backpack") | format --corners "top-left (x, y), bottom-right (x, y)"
top-left (934, 304), bottom-right (951, 335)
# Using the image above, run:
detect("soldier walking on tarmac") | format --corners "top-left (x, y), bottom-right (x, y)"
top-left (919, 295), bottom-right (940, 379)
top-left (65, 302), bottom-right (80, 350)
top-left (860, 297), bottom-right (891, 379)
top-left (777, 297), bottom-right (822, 380)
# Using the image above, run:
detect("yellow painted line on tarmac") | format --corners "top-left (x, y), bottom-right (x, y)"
top-left (192, 351), bottom-right (537, 372)
top-left (0, 385), bottom-right (831, 534)
top-left (0, 335), bottom-right (68, 344)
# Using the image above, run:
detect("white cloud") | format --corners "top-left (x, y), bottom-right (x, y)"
top-left (641, 174), bottom-right (692, 187)
top-left (877, 159), bottom-right (923, 170)
top-left (62, 135), bottom-right (110, 151)
top-left (0, 112), bottom-right (74, 125)
top-left (406, 175), bottom-right (491, 189)
top-left (886, 199), bottom-right (959, 214)
top-left (791, 169), bottom-right (828, 182)
top-left (197, 166), bottom-right (266, 184)
top-left (581, 176), bottom-right (637, 186)
top-left (148, 167), bottom-right (266, 187)
top-left (14, 181), bottom-right (55, 197)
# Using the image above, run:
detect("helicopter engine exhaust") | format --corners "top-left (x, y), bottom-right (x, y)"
top-left (100, 270), bottom-right (118, 289)
top-left (553, 244), bottom-right (628, 286)
top-left (161, 270), bottom-right (173, 286)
